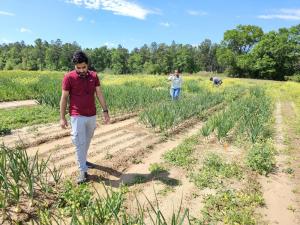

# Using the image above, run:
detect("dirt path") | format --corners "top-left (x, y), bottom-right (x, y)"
top-left (259, 102), bottom-right (299, 224)
top-left (0, 100), bottom-right (38, 109)
top-left (108, 122), bottom-right (204, 222)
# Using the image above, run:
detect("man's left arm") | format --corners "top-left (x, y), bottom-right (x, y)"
top-left (95, 86), bottom-right (110, 124)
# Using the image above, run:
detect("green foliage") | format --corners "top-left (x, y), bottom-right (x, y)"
top-left (57, 180), bottom-right (92, 215)
top-left (237, 87), bottom-right (273, 143)
top-left (201, 86), bottom-right (273, 143)
top-left (0, 106), bottom-right (59, 131)
top-left (218, 24), bottom-right (300, 80)
top-left (285, 74), bottom-right (300, 82)
top-left (0, 128), bottom-right (11, 136)
top-left (111, 45), bottom-right (130, 74)
top-left (0, 145), bottom-right (62, 223)
top-left (200, 187), bottom-right (264, 224)
top-left (102, 84), bottom-right (169, 114)
top-left (0, 39), bottom-right (221, 74)
top-left (183, 79), bottom-right (202, 93)
top-left (148, 163), bottom-right (168, 176)
top-left (0, 71), bottom-right (63, 101)
top-left (191, 153), bottom-right (243, 189)
top-left (164, 135), bottom-right (198, 168)
top-left (223, 25), bottom-right (264, 54)
top-left (246, 140), bottom-right (276, 175)
top-left (140, 90), bottom-right (224, 132)
top-left (35, 77), bottom-right (62, 108)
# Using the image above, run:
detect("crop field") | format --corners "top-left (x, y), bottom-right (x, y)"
top-left (0, 71), bottom-right (300, 224)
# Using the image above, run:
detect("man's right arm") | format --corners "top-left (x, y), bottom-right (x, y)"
top-left (60, 90), bottom-right (69, 129)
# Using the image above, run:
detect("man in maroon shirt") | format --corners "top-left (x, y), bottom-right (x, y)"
top-left (60, 50), bottom-right (110, 184)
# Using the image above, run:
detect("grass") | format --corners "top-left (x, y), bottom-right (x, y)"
top-left (200, 189), bottom-right (264, 224)
top-left (148, 163), bottom-right (168, 176)
top-left (0, 105), bottom-right (59, 134)
top-left (139, 87), bottom-right (229, 132)
top-left (191, 153), bottom-right (243, 189)
top-left (163, 135), bottom-right (199, 168)
top-left (246, 140), bottom-right (276, 175)
top-left (0, 145), bottom-right (62, 223)
top-left (57, 180), bottom-right (93, 216)
top-left (201, 86), bottom-right (273, 143)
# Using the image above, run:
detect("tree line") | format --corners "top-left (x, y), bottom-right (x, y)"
top-left (0, 24), bottom-right (299, 80)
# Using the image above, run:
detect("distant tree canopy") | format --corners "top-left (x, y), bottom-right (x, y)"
top-left (217, 24), bottom-right (300, 80)
top-left (0, 24), bottom-right (299, 80)
top-left (0, 39), bottom-right (222, 75)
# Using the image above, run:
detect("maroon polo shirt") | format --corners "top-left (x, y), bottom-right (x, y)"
top-left (62, 70), bottom-right (100, 117)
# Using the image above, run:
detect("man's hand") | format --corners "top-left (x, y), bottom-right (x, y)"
top-left (103, 112), bottom-right (110, 124)
top-left (60, 118), bottom-right (68, 129)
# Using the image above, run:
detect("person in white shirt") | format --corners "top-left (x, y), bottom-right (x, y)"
top-left (168, 69), bottom-right (183, 100)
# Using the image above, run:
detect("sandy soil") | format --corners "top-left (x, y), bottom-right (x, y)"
top-left (259, 102), bottom-right (299, 225)
top-left (0, 100), bottom-right (38, 109)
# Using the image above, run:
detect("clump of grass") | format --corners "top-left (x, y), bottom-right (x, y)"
top-left (198, 177), bottom-right (264, 224)
top-left (149, 163), bottom-right (168, 176)
top-left (191, 153), bottom-right (243, 189)
top-left (139, 90), bottom-right (224, 132)
top-left (0, 145), bottom-right (62, 224)
top-left (164, 135), bottom-right (198, 168)
top-left (0, 127), bottom-right (11, 136)
top-left (57, 180), bottom-right (93, 215)
top-left (246, 140), bottom-right (276, 175)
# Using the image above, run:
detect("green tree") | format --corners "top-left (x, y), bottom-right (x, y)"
top-left (45, 39), bottom-right (62, 70)
top-left (218, 25), bottom-right (264, 76)
top-left (128, 48), bottom-right (143, 73)
top-left (34, 39), bottom-right (46, 70)
top-left (249, 27), bottom-right (299, 80)
top-left (21, 46), bottom-right (38, 70)
top-left (59, 42), bottom-right (81, 70)
top-left (111, 45), bottom-right (129, 74)
top-left (87, 46), bottom-right (111, 72)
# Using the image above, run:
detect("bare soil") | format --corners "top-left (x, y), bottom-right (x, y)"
top-left (0, 100), bottom-right (38, 109)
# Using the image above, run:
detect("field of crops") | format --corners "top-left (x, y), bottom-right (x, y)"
top-left (0, 71), bottom-right (300, 224)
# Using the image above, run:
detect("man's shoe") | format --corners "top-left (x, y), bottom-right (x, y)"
top-left (77, 172), bottom-right (88, 184)
top-left (86, 161), bottom-right (96, 169)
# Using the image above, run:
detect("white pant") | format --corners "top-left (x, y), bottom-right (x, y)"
top-left (71, 115), bottom-right (96, 173)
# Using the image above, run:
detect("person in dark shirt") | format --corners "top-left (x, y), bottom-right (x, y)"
top-left (210, 77), bottom-right (223, 86)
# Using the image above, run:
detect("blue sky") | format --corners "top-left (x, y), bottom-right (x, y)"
top-left (1, 0), bottom-right (300, 50)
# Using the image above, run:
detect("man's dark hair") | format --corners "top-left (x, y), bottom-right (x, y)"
top-left (210, 77), bottom-right (213, 81)
top-left (72, 50), bottom-right (89, 64)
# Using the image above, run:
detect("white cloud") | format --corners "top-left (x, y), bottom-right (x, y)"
top-left (187, 10), bottom-right (207, 16)
top-left (0, 11), bottom-right (15, 16)
top-left (20, 27), bottom-right (31, 33)
top-left (160, 22), bottom-right (170, 27)
top-left (258, 8), bottom-right (300, 20)
top-left (77, 16), bottom-right (84, 21)
top-left (66, 0), bottom-right (152, 20)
